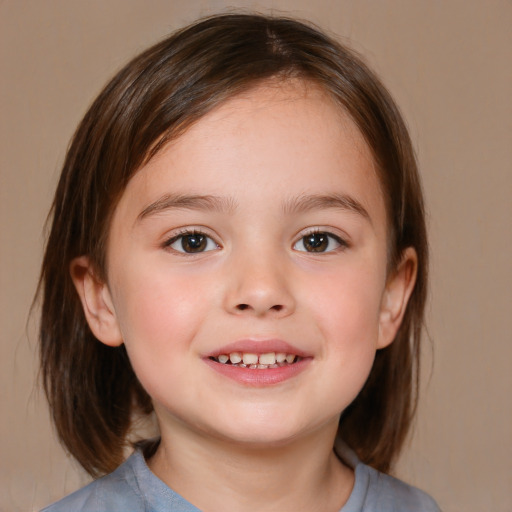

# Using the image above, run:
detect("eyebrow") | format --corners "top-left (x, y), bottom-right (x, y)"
top-left (282, 193), bottom-right (371, 222)
top-left (137, 192), bottom-right (370, 223)
top-left (137, 193), bottom-right (237, 221)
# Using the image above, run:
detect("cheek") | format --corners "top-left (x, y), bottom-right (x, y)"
top-left (113, 256), bottom-right (212, 330)
top-left (303, 261), bottom-right (385, 380)
top-left (109, 265), bottom-right (211, 378)
top-left (309, 262), bottom-right (383, 330)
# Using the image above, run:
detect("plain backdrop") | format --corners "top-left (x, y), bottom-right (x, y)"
top-left (1, 1), bottom-right (511, 511)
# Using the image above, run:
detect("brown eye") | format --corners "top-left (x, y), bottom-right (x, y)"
top-left (181, 234), bottom-right (207, 252)
top-left (294, 232), bottom-right (344, 253)
top-left (167, 232), bottom-right (218, 253)
top-left (304, 233), bottom-right (328, 252)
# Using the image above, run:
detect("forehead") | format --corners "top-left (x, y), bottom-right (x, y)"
top-left (113, 81), bottom-right (385, 230)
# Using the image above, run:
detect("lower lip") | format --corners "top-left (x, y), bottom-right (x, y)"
top-left (204, 358), bottom-right (312, 386)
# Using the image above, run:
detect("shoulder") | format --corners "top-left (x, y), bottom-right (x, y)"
top-left (335, 440), bottom-right (440, 512)
top-left (41, 453), bottom-right (145, 512)
top-left (360, 464), bottom-right (441, 512)
top-left (41, 449), bottom-right (200, 512)
top-left (342, 463), bottom-right (441, 512)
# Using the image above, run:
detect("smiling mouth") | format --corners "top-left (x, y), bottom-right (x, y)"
top-left (209, 352), bottom-right (301, 369)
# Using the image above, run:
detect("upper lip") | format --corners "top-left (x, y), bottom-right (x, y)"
top-left (205, 338), bottom-right (311, 358)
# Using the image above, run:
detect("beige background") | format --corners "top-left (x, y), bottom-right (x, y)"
top-left (1, 1), bottom-right (511, 511)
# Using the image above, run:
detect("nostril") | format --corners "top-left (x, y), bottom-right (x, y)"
top-left (233, 303), bottom-right (288, 314)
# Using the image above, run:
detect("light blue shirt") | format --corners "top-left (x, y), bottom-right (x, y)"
top-left (42, 441), bottom-right (440, 511)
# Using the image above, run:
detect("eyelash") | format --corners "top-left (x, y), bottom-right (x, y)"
top-left (293, 229), bottom-right (348, 254)
top-left (163, 228), bottom-right (348, 255)
top-left (164, 229), bottom-right (220, 254)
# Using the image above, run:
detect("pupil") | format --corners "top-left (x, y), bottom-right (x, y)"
top-left (182, 234), bottom-right (206, 252)
top-left (305, 233), bottom-right (327, 252)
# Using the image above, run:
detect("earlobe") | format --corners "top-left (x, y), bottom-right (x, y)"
top-left (377, 247), bottom-right (418, 349)
top-left (70, 256), bottom-right (124, 347)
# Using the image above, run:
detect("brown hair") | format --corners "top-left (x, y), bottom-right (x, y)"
top-left (39, 13), bottom-right (428, 477)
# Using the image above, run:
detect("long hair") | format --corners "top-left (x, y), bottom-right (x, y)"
top-left (39, 13), bottom-right (428, 476)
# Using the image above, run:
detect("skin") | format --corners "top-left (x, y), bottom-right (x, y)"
top-left (72, 81), bottom-right (417, 512)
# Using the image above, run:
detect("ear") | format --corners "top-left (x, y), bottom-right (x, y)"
top-left (70, 256), bottom-right (123, 347)
top-left (377, 247), bottom-right (418, 349)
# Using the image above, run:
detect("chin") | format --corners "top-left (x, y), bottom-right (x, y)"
top-left (216, 429), bottom-right (303, 449)
top-left (201, 414), bottom-right (322, 449)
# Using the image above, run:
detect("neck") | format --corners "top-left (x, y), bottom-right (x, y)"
top-left (148, 417), bottom-right (354, 512)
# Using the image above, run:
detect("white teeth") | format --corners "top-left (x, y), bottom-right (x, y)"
top-left (259, 352), bottom-right (276, 365)
top-left (276, 353), bottom-right (287, 363)
top-left (214, 352), bottom-right (300, 367)
top-left (229, 352), bottom-right (242, 364)
top-left (243, 353), bottom-right (259, 365)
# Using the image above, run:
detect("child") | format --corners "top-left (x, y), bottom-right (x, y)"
top-left (39, 13), bottom-right (439, 512)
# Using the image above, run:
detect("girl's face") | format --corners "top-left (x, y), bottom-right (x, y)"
top-left (76, 82), bottom-right (415, 448)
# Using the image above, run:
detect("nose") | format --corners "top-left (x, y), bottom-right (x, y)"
top-left (223, 250), bottom-right (296, 318)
